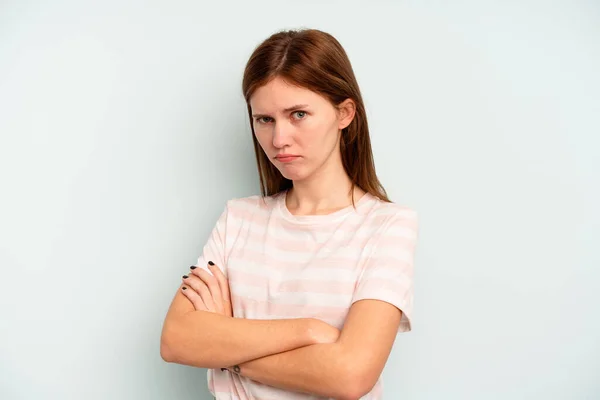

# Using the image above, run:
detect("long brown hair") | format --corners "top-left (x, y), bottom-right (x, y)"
top-left (241, 28), bottom-right (390, 203)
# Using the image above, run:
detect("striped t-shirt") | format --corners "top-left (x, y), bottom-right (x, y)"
top-left (194, 190), bottom-right (419, 400)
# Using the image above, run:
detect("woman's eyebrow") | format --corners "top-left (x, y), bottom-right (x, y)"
top-left (252, 104), bottom-right (309, 117)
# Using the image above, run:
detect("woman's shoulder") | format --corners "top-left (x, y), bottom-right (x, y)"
top-left (363, 197), bottom-right (419, 240)
top-left (367, 195), bottom-right (418, 222)
top-left (223, 192), bottom-right (283, 214)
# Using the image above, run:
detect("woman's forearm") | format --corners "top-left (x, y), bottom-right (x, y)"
top-left (160, 310), bottom-right (322, 369)
top-left (236, 343), bottom-right (362, 400)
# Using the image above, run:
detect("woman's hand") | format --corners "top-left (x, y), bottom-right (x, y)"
top-left (181, 262), bottom-right (233, 318)
top-left (309, 319), bottom-right (341, 344)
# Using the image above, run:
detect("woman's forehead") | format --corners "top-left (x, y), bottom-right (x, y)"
top-left (250, 79), bottom-right (327, 112)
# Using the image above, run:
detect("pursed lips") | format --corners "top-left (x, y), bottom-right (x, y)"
top-left (275, 155), bottom-right (300, 162)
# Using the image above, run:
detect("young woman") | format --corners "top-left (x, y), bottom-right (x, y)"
top-left (160, 28), bottom-right (419, 400)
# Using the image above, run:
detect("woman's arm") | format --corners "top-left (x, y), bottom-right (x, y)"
top-left (235, 300), bottom-right (403, 400)
top-left (160, 284), bottom-right (338, 368)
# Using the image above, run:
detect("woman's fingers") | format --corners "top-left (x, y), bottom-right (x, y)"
top-left (190, 266), bottom-right (224, 314)
top-left (180, 283), bottom-right (208, 311)
top-left (183, 261), bottom-right (231, 317)
top-left (182, 274), bottom-right (216, 312)
top-left (208, 262), bottom-right (233, 317)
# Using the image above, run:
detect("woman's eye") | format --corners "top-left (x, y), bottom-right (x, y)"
top-left (257, 117), bottom-right (273, 124)
top-left (293, 111), bottom-right (307, 120)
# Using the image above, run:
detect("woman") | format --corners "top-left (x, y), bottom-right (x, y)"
top-left (160, 28), bottom-right (419, 400)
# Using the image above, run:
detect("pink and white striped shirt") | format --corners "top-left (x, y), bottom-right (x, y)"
top-left (194, 190), bottom-right (419, 400)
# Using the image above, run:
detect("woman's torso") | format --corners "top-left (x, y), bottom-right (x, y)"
top-left (208, 191), bottom-right (401, 400)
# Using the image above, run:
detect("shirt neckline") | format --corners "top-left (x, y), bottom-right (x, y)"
top-left (276, 189), bottom-right (375, 226)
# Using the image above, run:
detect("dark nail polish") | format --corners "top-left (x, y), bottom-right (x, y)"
top-left (190, 266), bottom-right (197, 270)
top-left (208, 261), bottom-right (214, 266)
top-left (182, 275), bottom-right (188, 279)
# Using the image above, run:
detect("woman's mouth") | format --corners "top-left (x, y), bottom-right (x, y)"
top-left (275, 155), bottom-right (300, 163)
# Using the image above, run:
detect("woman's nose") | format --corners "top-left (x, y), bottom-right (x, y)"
top-left (272, 122), bottom-right (292, 148)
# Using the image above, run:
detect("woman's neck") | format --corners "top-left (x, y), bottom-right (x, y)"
top-left (286, 162), bottom-right (365, 216)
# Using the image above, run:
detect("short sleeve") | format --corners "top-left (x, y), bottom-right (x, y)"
top-left (351, 209), bottom-right (419, 333)
top-left (194, 202), bottom-right (230, 276)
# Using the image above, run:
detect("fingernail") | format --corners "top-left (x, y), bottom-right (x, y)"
top-left (182, 287), bottom-right (187, 290)
top-left (208, 261), bottom-right (214, 266)
top-left (190, 266), bottom-right (197, 270)
top-left (182, 275), bottom-right (188, 279)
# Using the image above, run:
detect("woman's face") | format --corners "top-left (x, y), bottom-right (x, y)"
top-left (249, 76), bottom-right (354, 182)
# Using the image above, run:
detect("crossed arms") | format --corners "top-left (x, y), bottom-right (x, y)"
top-left (160, 274), bottom-right (403, 400)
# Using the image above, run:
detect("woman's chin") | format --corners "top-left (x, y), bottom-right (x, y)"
top-left (278, 167), bottom-right (309, 182)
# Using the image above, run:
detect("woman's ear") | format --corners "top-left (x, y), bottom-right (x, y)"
top-left (337, 98), bottom-right (356, 130)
